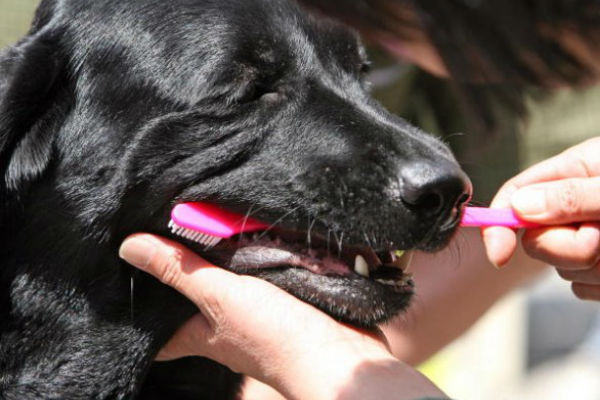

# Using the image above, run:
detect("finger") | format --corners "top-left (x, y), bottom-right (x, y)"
top-left (557, 265), bottom-right (600, 284)
top-left (490, 147), bottom-right (596, 214)
top-left (511, 177), bottom-right (600, 224)
top-left (480, 181), bottom-right (523, 268)
top-left (481, 226), bottom-right (518, 268)
top-left (572, 282), bottom-right (600, 301)
top-left (502, 147), bottom-right (598, 192)
top-left (156, 313), bottom-right (211, 361)
top-left (521, 223), bottom-right (600, 270)
top-left (119, 233), bottom-right (240, 317)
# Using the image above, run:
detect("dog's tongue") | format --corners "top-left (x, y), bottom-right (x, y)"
top-left (228, 246), bottom-right (351, 275)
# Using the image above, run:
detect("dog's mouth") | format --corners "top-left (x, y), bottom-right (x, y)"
top-left (167, 219), bottom-right (417, 326)
top-left (163, 201), bottom-right (423, 325)
top-left (207, 228), bottom-right (414, 291)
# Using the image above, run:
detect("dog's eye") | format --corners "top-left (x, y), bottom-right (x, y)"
top-left (359, 62), bottom-right (372, 76)
top-left (358, 62), bottom-right (373, 91)
top-left (241, 83), bottom-right (280, 103)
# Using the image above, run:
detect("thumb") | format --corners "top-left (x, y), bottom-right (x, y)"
top-left (119, 233), bottom-right (240, 316)
top-left (511, 177), bottom-right (600, 224)
top-left (156, 313), bottom-right (212, 361)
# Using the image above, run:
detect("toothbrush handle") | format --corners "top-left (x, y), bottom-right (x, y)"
top-left (461, 207), bottom-right (542, 228)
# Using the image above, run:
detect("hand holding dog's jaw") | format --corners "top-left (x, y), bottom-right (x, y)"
top-left (119, 234), bottom-right (448, 400)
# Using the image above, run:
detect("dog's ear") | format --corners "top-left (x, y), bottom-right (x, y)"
top-left (0, 31), bottom-right (69, 197)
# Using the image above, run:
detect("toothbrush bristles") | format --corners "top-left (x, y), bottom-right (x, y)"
top-left (168, 219), bottom-right (223, 248)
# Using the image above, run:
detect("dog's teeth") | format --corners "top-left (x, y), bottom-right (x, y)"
top-left (393, 250), bottom-right (405, 260)
top-left (389, 251), bottom-right (413, 272)
top-left (354, 255), bottom-right (369, 277)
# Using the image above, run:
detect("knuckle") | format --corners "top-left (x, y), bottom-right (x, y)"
top-left (579, 233), bottom-right (600, 267)
top-left (571, 283), bottom-right (588, 300)
top-left (158, 248), bottom-right (184, 287)
top-left (581, 247), bottom-right (600, 267)
top-left (556, 180), bottom-right (582, 217)
top-left (522, 238), bottom-right (552, 265)
top-left (556, 269), bottom-right (572, 281)
top-left (572, 283), bottom-right (600, 301)
top-left (197, 283), bottom-right (226, 323)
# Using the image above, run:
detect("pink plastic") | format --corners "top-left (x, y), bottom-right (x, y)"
top-left (461, 207), bottom-right (541, 228)
top-left (171, 202), bottom-right (268, 238)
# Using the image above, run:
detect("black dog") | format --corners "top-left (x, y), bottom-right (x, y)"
top-left (0, 0), bottom-right (471, 398)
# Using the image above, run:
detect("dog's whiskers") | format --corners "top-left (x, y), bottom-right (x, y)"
top-left (130, 269), bottom-right (135, 323)
top-left (467, 199), bottom-right (487, 207)
top-left (370, 232), bottom-right (378, 249)
top-left (238, 203), bottom-right (256, 244)
top-left (363, 231), bottom-right (372, 248)
top-left (256, 206), bottom-right (301, 241)
top-left (332, 230), bottom-right (343, 257)
top-left (307, 216), bottom-right (316, 250)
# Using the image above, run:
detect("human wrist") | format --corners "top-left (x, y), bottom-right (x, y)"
top-left (269, 341), bottom-right (446, 400)
top-left (271, 345), bottom-right (392, 400)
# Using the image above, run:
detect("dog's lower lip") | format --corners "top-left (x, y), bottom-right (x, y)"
top-left (179, 229), bottom-right (416, 289)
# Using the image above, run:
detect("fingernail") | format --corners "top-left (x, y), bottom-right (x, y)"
top-left (483, 229), bottom-right (506, 269)
top-left (119, 237), bottom-right (157, 269)
top-left (511, 187), bottom-right (546, 216)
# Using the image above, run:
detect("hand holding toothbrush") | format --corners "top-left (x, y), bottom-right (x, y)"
top-left (482, 137), bottom-right (600, 301)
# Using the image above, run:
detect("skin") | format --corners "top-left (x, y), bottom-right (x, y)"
top-left (119, 234), bottom-right (449, 400)
top-left (382, 228), bottom-right (546, 365)
top-left (483, 137), bottom-right (600, 301)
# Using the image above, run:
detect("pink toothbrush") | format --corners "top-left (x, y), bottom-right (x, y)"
top-left (168, 204), bottom-right (541, 249)
top-left (168, 202), bottom-right (268, 247)
top-left (460, 206), bottom-right (541, 228)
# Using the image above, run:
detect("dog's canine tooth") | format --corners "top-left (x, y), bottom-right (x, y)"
top-left (354, 255), bottom-right (369, 277)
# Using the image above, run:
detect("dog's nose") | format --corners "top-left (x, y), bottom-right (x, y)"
top-left (399, 161), bottom-right (472, 220)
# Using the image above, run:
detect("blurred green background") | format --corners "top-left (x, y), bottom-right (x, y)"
top-left (0, 0), bottom-right (38, 47)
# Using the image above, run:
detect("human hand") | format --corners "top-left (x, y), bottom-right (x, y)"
top-left (119, 234), bottom-right (447, 400)
top-left (483, 137), bottom-right (600, 300)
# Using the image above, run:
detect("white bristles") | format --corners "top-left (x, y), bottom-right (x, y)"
top-left (168, 219), bottom-right (223, 248)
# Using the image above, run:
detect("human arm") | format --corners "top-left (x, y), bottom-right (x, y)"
top-left (119, 234), bottom-right (449, 400)
top-left (483, 137), bottom-right (600, 300)
top-left (382, 228), bottom-right (546, 366)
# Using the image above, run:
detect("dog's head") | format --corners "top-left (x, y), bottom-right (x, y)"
top-left (0, 0), bottom-right (471, 327)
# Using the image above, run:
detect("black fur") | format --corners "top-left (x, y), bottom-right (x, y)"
top-left (0, 0), bottom-right (470, 398)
